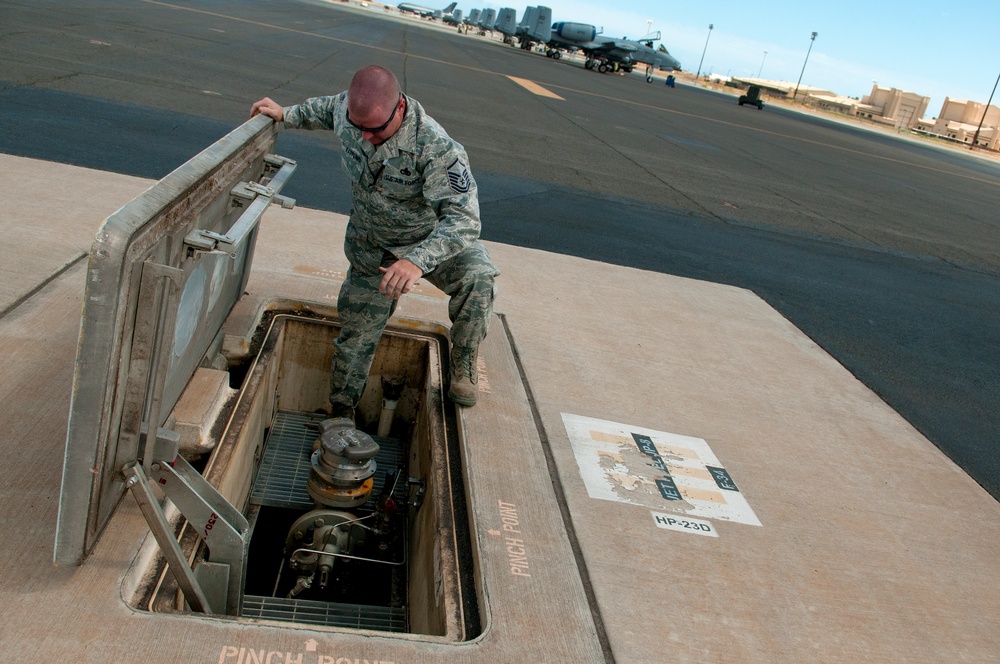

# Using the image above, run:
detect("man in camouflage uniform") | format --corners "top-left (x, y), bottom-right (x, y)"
top-left (251, 66), bottom-right (498, 417)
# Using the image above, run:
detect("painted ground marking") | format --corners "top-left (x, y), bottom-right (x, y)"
top-left (562, 413), bottom-right (761, 527)
top-left (505, 76), bottom-right (565, 100)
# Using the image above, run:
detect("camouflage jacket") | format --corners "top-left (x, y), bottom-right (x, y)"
top-left (283, 92), bottom-right (480, 275)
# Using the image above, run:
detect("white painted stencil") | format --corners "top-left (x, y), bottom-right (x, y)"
top-left (651, 511), bottom-right (719, 537)
top-left (561, 413), bottom-right (762, 526)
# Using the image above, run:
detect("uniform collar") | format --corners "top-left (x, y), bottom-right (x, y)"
top-left (370, 95), bottom-right (418, 161)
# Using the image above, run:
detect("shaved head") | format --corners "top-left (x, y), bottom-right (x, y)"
top-left (348, 65), bottom-right (401, 117)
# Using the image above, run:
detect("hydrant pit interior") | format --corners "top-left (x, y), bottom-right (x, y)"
top-left (131, 312), bottom-right (478, 641)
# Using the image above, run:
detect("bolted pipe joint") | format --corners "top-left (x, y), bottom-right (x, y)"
top-left (307, 421), bottom-right (380, 508)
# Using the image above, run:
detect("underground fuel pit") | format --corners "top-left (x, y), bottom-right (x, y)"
top-left (141, 314), bottom-right (479, 640)
top-left (53, 117), bottom-right (479, 642)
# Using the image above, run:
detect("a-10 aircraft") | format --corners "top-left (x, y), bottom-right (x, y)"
top-left (397, 1), bottom-right (457, 18)
top-left (461, 5), bottom-right (682, 75)
top-left (545, 24), bottom-right (681, 74)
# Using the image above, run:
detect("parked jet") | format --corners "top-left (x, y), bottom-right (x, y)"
top-left (644, 41), bottom-right (683, 75)
top-left (397, 1), bottom-right (456, 18)
top-left (544, 22), bottom-right (681, 74)
top-left (588, 32), bottom-right (682, 75)
top-left (442, 8), bottom-right (463, 26)
top-left (516, 5), bottom-right (552, 49)
top-left (495, 8), bottom-right (518, 43)
top-left (477, 8), bottom-right (497, 31)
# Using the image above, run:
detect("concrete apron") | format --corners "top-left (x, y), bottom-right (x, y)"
top-left (1, 154), bottom-right (997, 662)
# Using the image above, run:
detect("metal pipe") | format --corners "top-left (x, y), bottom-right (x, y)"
top-left (377, 400), bottom-right (398, 438)
top-left (377, 376), bottom-right (406, 438)
top-left (290, 547), bottom-right (406, 567)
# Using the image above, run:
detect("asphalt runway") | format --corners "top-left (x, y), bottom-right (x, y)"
top-left (2, 0), bottom-right (999, 499)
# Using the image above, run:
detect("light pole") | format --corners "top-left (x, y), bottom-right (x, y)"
top-left (970, 70), bottom-right (1000, 150)
top-left (645, 19), bottom-right (653, 37)
top-left (696, 24), bottom-right (713, 79)
top-left (757, 50), bottom-right (768, 79)
top-left (793, 31), bottom-right (817, 101)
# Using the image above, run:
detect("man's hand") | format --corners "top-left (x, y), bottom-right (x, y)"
top-left (379, 259), bottom-right (423, 300)
top-left (250, 97), bottom-right (284, 122)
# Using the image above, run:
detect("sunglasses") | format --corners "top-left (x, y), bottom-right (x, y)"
top-left (346, 94), bottom-right (403, 134)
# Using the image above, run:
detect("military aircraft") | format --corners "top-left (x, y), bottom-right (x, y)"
top-left (544, 22), bottom-right (682, 75)
top-left (494, 7), bottom-right (519, 43)
top-left (515, 5), bottom-right (553, 49)
top-left (477, 8), bottom-right (497, 32)
top-left (396, 1), bottom-right (456, 18)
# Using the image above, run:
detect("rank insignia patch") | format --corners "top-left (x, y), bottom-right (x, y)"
top-left (447, 158), bottom-right (471, 193)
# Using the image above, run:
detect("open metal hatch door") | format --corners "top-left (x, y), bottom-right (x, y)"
top-left (54, 115), bottom-right (295, 605)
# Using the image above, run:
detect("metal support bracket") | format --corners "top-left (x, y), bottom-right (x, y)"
top-left (124, 462), bottom-right (213, 614)
top-left (123, 218), bottom-right (256, 616)
top-left (130, 260), bottom-right (185, 478)
top-left (124, 455), bottom-right (249, 615)
top-left (185, 153), bottom-right (296, 254)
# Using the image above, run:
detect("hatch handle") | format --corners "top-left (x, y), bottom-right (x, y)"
top-left (184, 154), bottom-right (296, 254)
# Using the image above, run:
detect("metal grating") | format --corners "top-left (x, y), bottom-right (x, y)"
top-left (241, 595), bottom-right (407, 631)
top-left (250, 411), bottom-right (315, 508)
top-left (251, 410), bottom-right (407, 509)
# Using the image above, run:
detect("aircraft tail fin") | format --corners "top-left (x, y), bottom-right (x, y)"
top-left (443, 2), bottom-right (457, 12)
top-left (530, 6), bottom-right (552, 42)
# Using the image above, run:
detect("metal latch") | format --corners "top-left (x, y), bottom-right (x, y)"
top-left (230, 181), bottom-right (294, 210)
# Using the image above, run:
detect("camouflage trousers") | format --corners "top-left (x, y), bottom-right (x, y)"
top-left (330, 240), bottom-right (499, 410)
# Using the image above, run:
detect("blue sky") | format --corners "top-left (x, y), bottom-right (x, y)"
top-left (475, 0), bottom-right (999, 117)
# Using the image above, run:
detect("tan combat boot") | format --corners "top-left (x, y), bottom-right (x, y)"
top-left (448, 345), bottom-right (479, 406)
